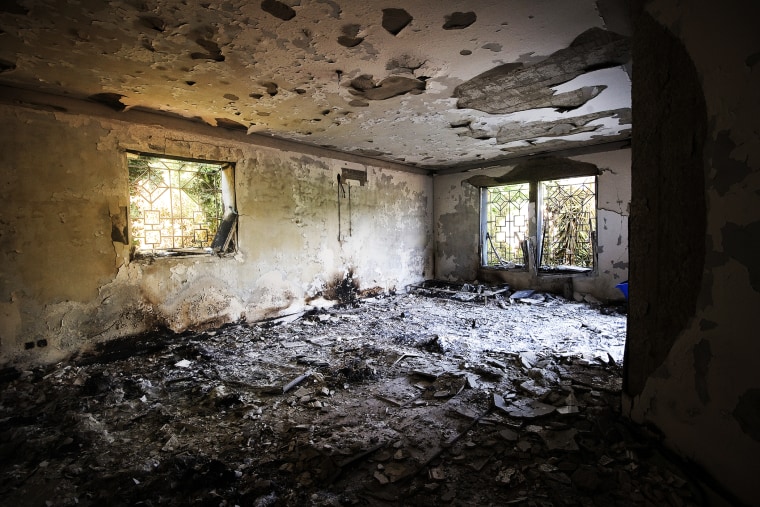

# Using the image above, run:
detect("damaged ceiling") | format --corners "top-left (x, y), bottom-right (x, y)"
top-left (0, 0), bottom-right (632, 170)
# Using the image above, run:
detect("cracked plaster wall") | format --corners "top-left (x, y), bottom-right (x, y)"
top-left (0, 103), bottom-right (432, 366)
top-left (433, 148), bottom-right (630, 301)
top-left (625, 1), bottom-right (760, 504)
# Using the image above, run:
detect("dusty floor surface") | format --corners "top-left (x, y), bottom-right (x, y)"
top-left (1, 290), bottom-right (705, 506)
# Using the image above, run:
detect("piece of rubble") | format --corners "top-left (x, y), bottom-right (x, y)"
top-left (282, 371), bottom-right (312, 393)
top-left (539, 428), bottom-right (579, 451)
top-left (496, 397), bottom-right (557, 418)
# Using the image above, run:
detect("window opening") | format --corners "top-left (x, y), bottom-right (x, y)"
top-left (484, 182), bottom-right (530, 267)
top-left (482, 176), bottom-right (596, 274)
top-left (539, 176), bottom-right (595, 272)
top-left (128, 153), bottom-right (236, 256)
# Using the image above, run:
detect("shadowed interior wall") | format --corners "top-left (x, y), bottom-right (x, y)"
top-left (0, 103), bottom-right (433, 365)
top-left (625, 2), bottom-right (760, 504)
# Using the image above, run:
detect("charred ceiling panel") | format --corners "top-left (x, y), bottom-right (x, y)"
top-left (453, 28), bottom-right (630, 115)
top-left (0, 0), bottom-right (632, 168)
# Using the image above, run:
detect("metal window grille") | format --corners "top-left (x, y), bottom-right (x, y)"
top-left (485, 183), bottom-right (530, 266)
top-left (128, 155), bottom-right (223, 251)
top-left (539, 176), bottom-right (596, 269)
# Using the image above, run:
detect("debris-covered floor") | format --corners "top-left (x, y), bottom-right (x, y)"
top-left (1, 291), bottom-right (706, 506)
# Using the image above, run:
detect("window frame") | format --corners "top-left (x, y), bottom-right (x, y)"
top-left (126, 151), bottom-right (238, 259)
top-left (480, 174), bottom-right (598, 276)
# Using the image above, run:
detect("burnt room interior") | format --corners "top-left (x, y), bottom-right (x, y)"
top-left (0, 0), bottom-right (758, 506)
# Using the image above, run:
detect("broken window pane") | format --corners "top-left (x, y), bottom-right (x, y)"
top-left (128, 153), bottom-right (235, 255)
top-left (484, 183), bottom-right (530, 267)
top-left (539, 176), bottom-right (596, 271)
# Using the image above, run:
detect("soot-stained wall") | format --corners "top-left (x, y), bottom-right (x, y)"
top-left (0, 100), bottom-right (432, 366)
top-left (626, 1), bottom-right (760, 504)
top-left (433, 148), bottom-right (630, 301)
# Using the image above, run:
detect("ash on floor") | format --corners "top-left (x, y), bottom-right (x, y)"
top-left (0, 293), bottom-right (703, 506)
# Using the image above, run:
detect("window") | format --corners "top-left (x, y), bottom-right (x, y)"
top-left (127, 153), bottom-right (237, 256)
top-left (483, 176), bottom-right (596, 273)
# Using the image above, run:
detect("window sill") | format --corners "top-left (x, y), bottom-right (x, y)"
top-left (131, 248), bottom-right (236, 262)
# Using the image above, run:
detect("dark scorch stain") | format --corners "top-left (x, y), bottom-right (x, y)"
top-left (338, 24), bottom-right (363, 47)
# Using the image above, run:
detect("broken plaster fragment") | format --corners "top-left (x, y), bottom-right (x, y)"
top-left (453, 27), bottom-right (629, 114)
top-left (349, 76), bottom-right (425, 101)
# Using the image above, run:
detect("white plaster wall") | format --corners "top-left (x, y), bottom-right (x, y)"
top-left (0, 104), bottom-right (433, 365)
top-left (433, 148), bottom-right (631, 301)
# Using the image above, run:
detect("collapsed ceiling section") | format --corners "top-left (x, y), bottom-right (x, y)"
top-left (0, 0), bottom-right (631, 170)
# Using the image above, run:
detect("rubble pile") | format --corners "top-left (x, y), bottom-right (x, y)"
top-left (0, 293), bottom-right (703, 506)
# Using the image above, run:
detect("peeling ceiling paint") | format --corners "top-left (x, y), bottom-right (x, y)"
top-left (0, 0), bottom-right (631, 170)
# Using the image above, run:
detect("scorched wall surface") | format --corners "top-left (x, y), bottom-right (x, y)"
top-left (0, 103), bottom-right (433, 365)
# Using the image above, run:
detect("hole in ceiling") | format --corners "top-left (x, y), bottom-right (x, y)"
top-left (261, 82), bottom-right (278, 96)
top-left (382, 8), bottom-right (412, 36)
top-left (223, 93), bottom-right (239, 101)
top-left (261, 0), bottom-right (296, 21)
top-left (443, 12), bottom-right (476, 30)
top-left (338, 24), bottom-right (363, 48)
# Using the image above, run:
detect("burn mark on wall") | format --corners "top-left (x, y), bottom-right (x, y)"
top-left (261, 0), bottom-right (296, 21)
top-left (382, 8), bottom-right (412, 36)
top-left (323, 270), bottom-right (359, 305)
top-left (732, 389), bottom-right (760, 442)
top-left (453, 28), bottom-right (629, 114)
top-left (338, 24), bottom-right (364, 48)
top-left (721, 221), bottom-right (760, 293)
top-left (693, 339), bottom-right (711, 404)
top-left (443, 12), bottom-right (477, 30)
top-left (349, 75), bottom-right (425, 101)
top-left (88, 93), bottom-right (127, 111)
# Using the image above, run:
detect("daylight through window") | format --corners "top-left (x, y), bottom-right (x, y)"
top-left (483, 176), bottom-right (596, 273)
top-left (128, 153), bottom-right (236, 255)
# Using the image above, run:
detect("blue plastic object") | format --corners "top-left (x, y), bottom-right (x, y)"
top-left (615, 281), bottom-right (629, 300)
